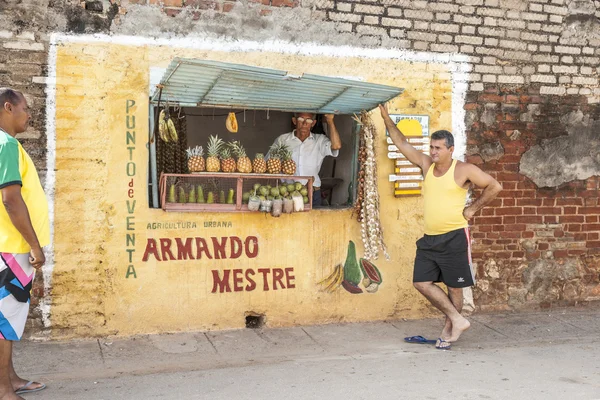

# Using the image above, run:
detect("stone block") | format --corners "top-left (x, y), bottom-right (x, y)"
top-left (336, 22), bottom-right (352, 32)
top-left (531, 75), bottom-right (557, 84)
top-left (500, 39), bottom-right (527, 50)
top-left (540, 86), bottom-right (566, 95)
top-left (389, 29), bottom-right (406, 38)
top-left (485, 37), bottom-right (499, 46)
top-left (363, 15), bottom-right (379, 24)
top-left (328, 11), bottom-right (361, 22)
top-left (470, 82), bottom-right (484, 91)
top-left (462, 25), bottom-right (476, 34)
top-left (3, 42), bottom-right (44, 51)
top-left (413, 21), bottom-right (429, 30)
top-left (404, 9), bottom-right (434, 20)
top-left (572, 77), bottom-right (598, 85)
top-left (498, 18), bottom-right (526, 29)
top-left (552, 65), bottom-right (578, 74)
top-left (541, 24), bottom-right (563, 33)
top-left (521, 11), bottom-right (547, 21)
top-left (529, 3), bottom-right (543, 11)
top-left (381, 18), bottom-right (411, 28)
top-left (354, 4), bottom-right (384, 14)
top-left (453, 15), bottom-right (482, 24)
top-left (455, 35), bottom-right (483, 45)
top-left (498, 75), bottom-right (525, 84)
top-left (549, 14), bottom-right (563, 23)
top-left (429, 2), bottom-right (459, 12)
top-left (558, 76), bottom-right (571, 84)
top-left (475, 64), bottom-right (503, 74)
top-left (476, 7), bottom-right (505, 17)
top-left (537, 64), bottom-right (551, 73)
top-left (544, 4), bottom-right (568, 15)
top-left (521, 32), bottom-right (548, 42)
top-left (532, 54), bottom-right (559, 63)
top-left (336, 2), bottom-right (352, 12)
top-left (406, 31), bottom-right (437, 42)
top-left (476, 46), bottom-right (505, 57)
top-left (482, 56), bottom-right (497, 64)
top-left (431, 43), bottom-right (459, 53)
top-left (356, 25), bottom-right (387, 36)
top-left (478, 27), bottom-right (505, 37)
top-left (430, 22), bottom-right (459, 33)
top-left (387, 7), bottom-right (402, 16)
top-left (413, 41), bottom-right (429, 51)
top-left (561, 56), bottom-right (573, 64)
top-left (484, 17), bottom-right (498, 26)
top-left (555, 45), bottom-right (582, 55)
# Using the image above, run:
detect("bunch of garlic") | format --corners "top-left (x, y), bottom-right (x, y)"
top-left (357, 111), bottom-right (389, 261)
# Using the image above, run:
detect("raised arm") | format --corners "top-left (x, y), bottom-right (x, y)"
top-left (461, 163), bottom-right (502, 221)
top-left (323, 114), bottom-right (341, 150)
top-left (378, 104), bottom-right (432, 172)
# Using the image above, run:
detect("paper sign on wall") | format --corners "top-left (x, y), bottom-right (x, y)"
top-left (386, 114), bottom-right (430, 197)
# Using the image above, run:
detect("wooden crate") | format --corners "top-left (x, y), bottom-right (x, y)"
top-left (159, 173), bottom-right (313, 212)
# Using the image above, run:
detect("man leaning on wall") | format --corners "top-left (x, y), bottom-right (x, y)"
top-left (380, 103), bottom-right (502, 350)
top-left (0, 88), bottom-right (48, 398)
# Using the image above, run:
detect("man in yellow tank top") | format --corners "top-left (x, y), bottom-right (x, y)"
top-left (380, 104), bottom-right (501, 350)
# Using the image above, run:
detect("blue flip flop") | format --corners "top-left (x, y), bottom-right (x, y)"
top-left (15, 381), bottom-right (46, 395)
top-left (404, 335), bottom-right (437, 344)
top-left (435, 338), bottom-right (452, 350)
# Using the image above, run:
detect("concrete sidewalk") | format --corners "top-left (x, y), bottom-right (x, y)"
top-left (12, 308), bottom-right (600, 399)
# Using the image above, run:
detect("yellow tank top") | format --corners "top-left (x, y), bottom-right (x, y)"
top-left (423, 159), bottom-right (468, 235)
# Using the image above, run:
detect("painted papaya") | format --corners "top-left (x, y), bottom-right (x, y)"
top-left (343, 241), bottom-right (362, 286)
top-left (360, 258), bottom-right (382, 287)
top-left (342, 279), bottom-right (363, 294)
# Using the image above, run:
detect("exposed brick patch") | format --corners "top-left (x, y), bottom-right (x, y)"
top-left (469, 85), bottom-right (600, 310)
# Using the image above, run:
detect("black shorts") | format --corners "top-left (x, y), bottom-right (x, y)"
top-left (413, 227), bottom-right (475, 288)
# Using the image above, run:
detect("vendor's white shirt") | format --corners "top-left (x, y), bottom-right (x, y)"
top-left (272, 131), bottom-right (339, 188)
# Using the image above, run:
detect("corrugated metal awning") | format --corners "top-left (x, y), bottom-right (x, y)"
top-left (151, 58), bottom-right (403, 114)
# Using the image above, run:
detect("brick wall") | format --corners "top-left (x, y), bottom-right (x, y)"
top-left (466, 86), bottom-right (600, 309)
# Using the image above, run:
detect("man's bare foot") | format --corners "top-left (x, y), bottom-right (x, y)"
top-left (448, 316), bottom-right (470, 342)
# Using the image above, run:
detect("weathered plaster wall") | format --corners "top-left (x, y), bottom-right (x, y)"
top-left (47, 37), bottom-right (456, 338)
top-left (0, 0), bottom-right (599, 337)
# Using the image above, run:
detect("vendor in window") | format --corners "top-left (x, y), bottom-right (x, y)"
top-left (270, 113), bottom-right (342, 207)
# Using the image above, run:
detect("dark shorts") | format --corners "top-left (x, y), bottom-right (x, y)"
top-left (413, 227), bottom-right (474, 288)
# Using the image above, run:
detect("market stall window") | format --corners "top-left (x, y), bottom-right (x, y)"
top-left (147, 58), bottom-right (402, 212)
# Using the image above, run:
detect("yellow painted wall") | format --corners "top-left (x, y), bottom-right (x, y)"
top-left (51, 41), bottom-right (453, 338)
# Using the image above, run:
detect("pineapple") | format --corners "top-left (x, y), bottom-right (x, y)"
top-left (220, 146), bottom-right (237, 173)
top-left (267, 144), bottom-right (282, 174)
top-left (253, 153), bottom-right (267, 174)
top-left (229, 140), bottom-right (252, 173)
top-left (206, 135), bottom-right (223, 172)
top-left (280, 145), bottom-right (296, 175)
top-left (186, 145), bottom-right (205, 172)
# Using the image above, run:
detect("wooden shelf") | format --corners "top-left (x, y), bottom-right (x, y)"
top-left (159, 172), bottom-right (313, 212)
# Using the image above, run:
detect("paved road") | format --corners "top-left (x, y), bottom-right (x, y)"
top-left (14, 310), bottom-right (600, 399)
